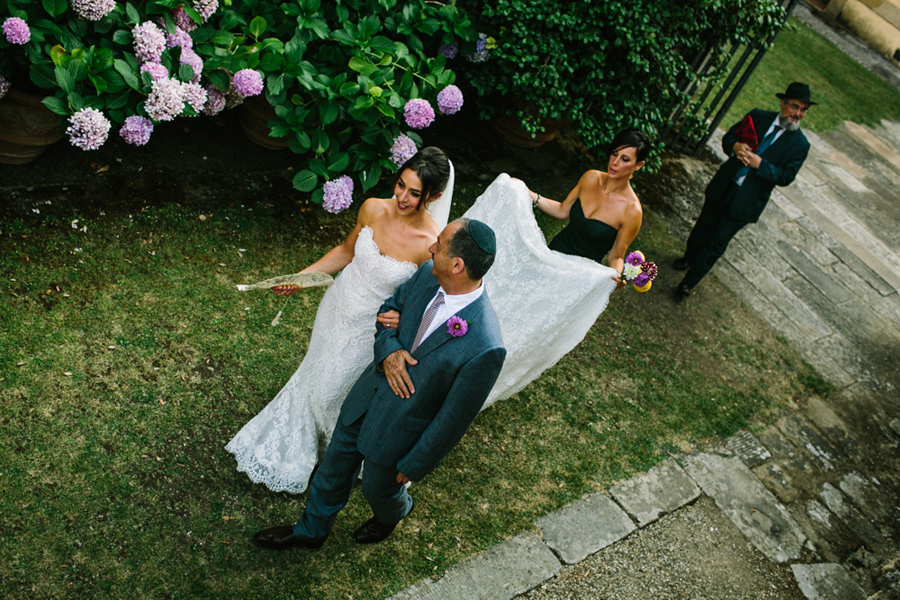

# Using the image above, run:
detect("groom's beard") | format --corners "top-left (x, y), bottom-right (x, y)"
top-left (778, 113), bottom-right (801, 132)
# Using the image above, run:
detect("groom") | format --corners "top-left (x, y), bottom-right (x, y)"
top-left (255, 218), bottom-right (506, 549)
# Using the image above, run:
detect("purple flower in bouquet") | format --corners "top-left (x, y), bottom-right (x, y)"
top-left (182, 82), bottom-right (207, 114)
top-left (119, 115), bottom-right (154, 146)
top-left (0, 75), bottom-right (10, 99)
top-left (166, 27), bottom-right (194, 50)
top-left (202, 84), bottom-right (226, 115)
top-left (71, 0), bottom-right (116, 21)
top-left (192, 0), bottom-right (219, 23)
top-left (179, 47), bottom-right (204, 82)
top-left (625, 250), bottom-right (645, 266)
top-left (173, 6), bottom-right (197, 31)
top-left (633, 273), bottom-right (650, 288)
top-left (390, 134), bottom-right (418, 166)
top-left (140, 62), bottom-right (169, 82)
top-left (133, 21), bottom-right (166, 64)
top-left (66, 108), bottom-right (111, 151)
top-left (466, 33), bottom-right (490, 63)
top-left (3, 17), bottom-right (30, 44)
top-left (404, 99), bottom-right (435, 129)
top-left (232, 69), bottom-right (264, 98)
top-left (447, 315), bottom-right (468, 337)
top-left (437, 85), bottom-right (464, 115)
top-left (322, 176), bottom-right (354, 214)
top-left (438, 41), bottom-right (459, 60)
top-left (145, 78), bottom-right (185, 122)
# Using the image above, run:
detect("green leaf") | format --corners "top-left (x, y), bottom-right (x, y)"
top-left (291, 130), bottom-right (311, 152)
top-left (42, 96), bottom-right (69, 117)
top-left (368, 36), bottom-right (396, 54)
top-left (292, 170), bottom-right (318, 193)
top-left (360, 163), bottom-right (383, 192)
top-left (311, 188), bottom-right (324, 205)
top-left (30, 66), bottom-right (57, 90)
top-left (42, 0), bottom-right (67, 18)
top-left (178, 64), bottom-right (195, 83)
top-left (320, 102), bottom-right (339, 126)
top-left (267, 73), bottom-right (285, 96)
top-left (249, 16), bottom-right (267, 39)
top-left (125, 3), bottom-right (140, 25)
top-left (309, 158), bottom-right (328, 178)
top-left (105, 91), bottom-right (131, 110)
top-left (311, 130), bottom-right (330, 155)
top-left (210, 31), bottom-right (234, 45)
top-left (55, 68), bottom-right (76, 95)
top-left (327, 152), bottom-right (350, 173)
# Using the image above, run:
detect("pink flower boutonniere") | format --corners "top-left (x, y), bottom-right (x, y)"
top-left (447, 315), bottom-right (469, 337)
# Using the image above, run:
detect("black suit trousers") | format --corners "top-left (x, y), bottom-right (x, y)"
top-left (680, 183), bottom-right (748, 289)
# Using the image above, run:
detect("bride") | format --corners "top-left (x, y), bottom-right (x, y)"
top-left (226, 147), bottom-right (454, 494)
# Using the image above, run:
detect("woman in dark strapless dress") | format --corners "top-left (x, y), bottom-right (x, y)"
top-left (528, 129), bottom-right (650, 286)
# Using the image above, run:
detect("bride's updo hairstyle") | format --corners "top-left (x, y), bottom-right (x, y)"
top-left (395, 146), bottom-right (451, 210)
top-left (609, 129), bottom-right (651, 163)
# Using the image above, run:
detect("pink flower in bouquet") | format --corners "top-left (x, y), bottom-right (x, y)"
top-left (119, 116), bottom-right (154, 146)
top-left (404, 99), bottom-right (435, 129)
top-left (447, 315), bottom-right (468, 337)
top-left (437, 85), bottom-right (464, 115)
top-left (640, 261), bottom-right (658, 280)
top-left (67, 108), bottom-right (111, 150)
top-left (625, 251), bottom-right (644, 266)
top-left (3, 17), bottom-right (30, 44)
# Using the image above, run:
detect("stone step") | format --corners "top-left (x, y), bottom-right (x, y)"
top-left (839, 120), bottom-right (900, 175)
top-left (874, 119), bottom-right (900, 149)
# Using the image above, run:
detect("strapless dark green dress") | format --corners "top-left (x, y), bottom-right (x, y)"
top-left (548, 198), bottom-right (619, 263)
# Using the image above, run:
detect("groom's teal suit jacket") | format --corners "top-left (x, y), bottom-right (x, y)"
top-left (338, 260), bottom-right (506, 483)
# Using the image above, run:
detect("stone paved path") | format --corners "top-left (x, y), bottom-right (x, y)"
top-left (388, 7), bottom-right (900, 599)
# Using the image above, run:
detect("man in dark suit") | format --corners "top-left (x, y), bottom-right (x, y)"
top-left (254, 218), bottom-right (506, 549)
top-left (673, 82), bottom-right (815, 298)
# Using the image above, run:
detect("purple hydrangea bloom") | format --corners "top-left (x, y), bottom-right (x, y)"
top-left (172, 7), bottom-right (197, 31)
top-left (133, 21), bottom-right (166, 64)
top-left (437, 85), bottom-right (464, 115)
top-left (403, 99), bottom-right (435, 130)
top-left (119, 115), bottom-right (154, 146)
top-left (166, 27), bottom-right (193, 50)
top-left (192, 0), bottom-right (218, 23)
top-left (322, 175), bottom-right (354, 214)
top-left (466, 33), bottom-right (490, 63)
top-left (71, 0), bottom-right (116, 21)
top-left (140, 62), bottom-right (169, 82)
top-left (3, 17), bottom-right (30, 45)
top-left (182, 82), bottom-right (207, 114)
top-left (390, 134), bottom-right (418, 166)
top-left (0, 75), bottom-right (10, 99)
top-left (179, 47), bottom-right (203, 83)
top-left (144, 78), bottom-right (184, 121)
top-left (66, 108), bottom-right (111, 151)
top-left (447, 315), bottom-right (468, 337)
top-left (232, 69), bottom-right (264, 98)
top-left (202, 85), bottom-right (226, 115)
top-left (438, 41), bottom-right (459, 60)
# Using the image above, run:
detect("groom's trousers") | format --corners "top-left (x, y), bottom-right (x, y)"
top-left (680, 183), bottom-right (747, 289)
top-left (292, 413), bottom-right (413, 541)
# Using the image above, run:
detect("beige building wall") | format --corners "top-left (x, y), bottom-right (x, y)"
top-left (825, 0), bottom-right (900, 65)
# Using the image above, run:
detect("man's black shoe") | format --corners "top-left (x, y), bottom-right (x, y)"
top-left (675, 284), bottom-right (693, 301)
top-left (352, 499), bottom-right (413, 544)
top-left (672, 257), bottom-right (690, 271)
top-left (254, 525), bottom-right (325, 550)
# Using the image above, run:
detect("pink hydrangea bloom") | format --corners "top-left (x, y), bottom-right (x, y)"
top-left (179, 47), bottom-right (203, 83)
top-left (133, 21), bottom-right (166, 64)
top-left (390, 134), bottom-right (417, 166)
top-left (166, 27), bottom-right (193, 50)
top-left (3, 17), bottom-right (30, 44)
top-left (322, 176), bottom-right (354, 214)
top-left (119, 115), bottom-right (154, 146)
top-left (403, 99), bottom-right (435, 130)
top-left (232, 69), bottom-right (263, 98)
top-left (172, 7), bottom-right (197, 31)
top-left (437, 85), bottom-right (463, 115)
top-left (192, 0), bottom-right (218, 23)
top-left (71, 0), bottom-right (116, 21)
top-left (182, 82), bottom-right (207, 114)
top-left (144, 78), bottom-right (184, 121)
top-left (0, 75), bottom-right (10, 99)
top-left (140, 62), bottom-right (169, 82)
top-left (66, 108), bottom-right (111, 150)
top-left (447, 315), bottom-right (468, 337)
top-left (202, 85), bottom-right (226, 115)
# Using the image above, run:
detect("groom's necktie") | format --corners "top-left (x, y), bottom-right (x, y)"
top-left (410, 292), bottom-right (445, 352)
top-left (735, 124), bottom-right (781, 185)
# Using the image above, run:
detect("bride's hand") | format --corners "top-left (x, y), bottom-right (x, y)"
top-left (377, 310), bottom-right (401, 329)
top-left (271, 284), bottom-right (300, 296)
top-left (612, 274), bottom-right (626, 291)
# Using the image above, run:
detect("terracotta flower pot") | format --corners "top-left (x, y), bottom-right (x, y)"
top-left (0, 89), bottom-right (65, 165)
top-left (238, 94), bottom-right (289, 150)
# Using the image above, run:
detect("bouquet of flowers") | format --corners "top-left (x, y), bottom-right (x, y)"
top-left (621, 251), bottom-right (657, 293)
top-left (734, 114), bottom-right (759, 152)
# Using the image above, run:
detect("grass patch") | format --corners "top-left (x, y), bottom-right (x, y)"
top-left (721, 18), bottom-right (900, 131)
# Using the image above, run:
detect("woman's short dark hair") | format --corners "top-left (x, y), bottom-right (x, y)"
top-left (609, 129), bottom-right (651, 163)
top-left (394, 146), bottom-right (451, 210)
top-left (447, 218), bottom-right (495, 281)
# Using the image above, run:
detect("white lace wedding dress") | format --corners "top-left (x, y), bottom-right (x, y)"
top-left (463, 174), bottom-right (618, 407)
top-left (225, 226), bottom-right (418, 494)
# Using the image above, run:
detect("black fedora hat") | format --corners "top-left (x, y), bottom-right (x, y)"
top-left (775, 82), bottom-right (817, 105)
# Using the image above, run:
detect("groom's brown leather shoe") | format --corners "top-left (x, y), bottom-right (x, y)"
top-left (254, 525), bottom-right (324, 550)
